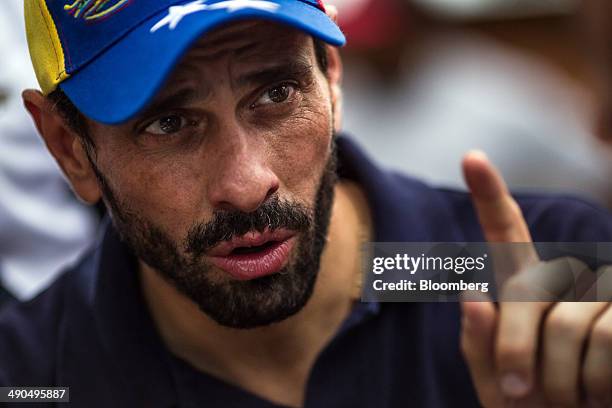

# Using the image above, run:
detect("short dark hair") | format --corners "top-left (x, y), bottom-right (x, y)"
top-left (48, 87), bottom-right (94, 151)
top-left (47, 37), bottom-right (330, 149)
top-left (313, 37), bottom-right (328, 74)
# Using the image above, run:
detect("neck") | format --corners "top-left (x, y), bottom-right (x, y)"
top-left (140, 180), bottom-right (372, 407)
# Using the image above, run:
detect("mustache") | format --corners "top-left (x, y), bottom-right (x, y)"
top-left (184, 195), bottom-right (312, 257)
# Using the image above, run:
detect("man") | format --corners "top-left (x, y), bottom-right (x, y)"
top-left (1, 0), bottom-right (612, 407)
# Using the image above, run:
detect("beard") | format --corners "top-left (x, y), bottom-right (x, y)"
top-left (90, 139), bottom-right (338, 329)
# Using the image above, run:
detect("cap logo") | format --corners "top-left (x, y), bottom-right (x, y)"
top-left (151, 0), bottom-right (280, 33)
top-left (64, 0), bottom-right (131, 21)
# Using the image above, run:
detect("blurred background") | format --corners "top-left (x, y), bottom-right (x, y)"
top-left (0, 0), bottom-right (98, 307)
top-left (337, 0), bottom-right (612, 204)
top-left (1, 0), bottom-right (612, 306)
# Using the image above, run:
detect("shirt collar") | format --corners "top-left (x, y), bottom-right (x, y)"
top-left (335, 135), bottom-right (462, 243)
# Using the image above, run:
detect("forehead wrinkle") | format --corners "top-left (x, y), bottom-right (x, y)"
top-left (185, 38), bottom-right (257, 62)
top-left (184, 21), bottom-right (271, 62)
top-left (158, 23), bottom-right (314, 102)
top-left (238, 40), bottom-right (311, 66)
top-left (183, 19), bottom-right (310, 63)
top-left (173, 34), bottom-right (310, 84)
top-left (198, 20), bottom-right (262, 45)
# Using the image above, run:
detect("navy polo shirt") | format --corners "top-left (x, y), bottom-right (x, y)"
top-left (2, 136), bottom-right (612, 407)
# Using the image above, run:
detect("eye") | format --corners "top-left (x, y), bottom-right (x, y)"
top-left (144, 114), bottom-right (191, 135)
top-left (255, 83), bottom-right (297, 106)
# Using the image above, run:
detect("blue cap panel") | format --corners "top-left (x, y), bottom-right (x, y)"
top-left (46, 0), bottom-right (329, 74)
top-left (46, 0), bottom-right (193, 73)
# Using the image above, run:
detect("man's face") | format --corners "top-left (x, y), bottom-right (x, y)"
top-left (83, 21), bottom-right (338, 329)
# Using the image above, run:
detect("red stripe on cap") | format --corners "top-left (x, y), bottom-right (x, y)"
top-left (316, 0), bottom-right (326, 12)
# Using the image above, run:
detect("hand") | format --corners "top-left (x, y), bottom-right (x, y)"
top-left (459, 151), bottom-right (612, 407)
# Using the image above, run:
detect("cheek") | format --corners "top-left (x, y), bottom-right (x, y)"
top-left (269, 99), bottom-right (333, 201)
top-left (98, 143), bottom-right (211, 240)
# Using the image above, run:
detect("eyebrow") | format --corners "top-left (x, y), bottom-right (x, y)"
top-left (235, 60), bottom-right (314, 89)
top-left (137, 88), bottom-right (200, 120)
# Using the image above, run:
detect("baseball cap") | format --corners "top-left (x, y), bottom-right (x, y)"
top-left (24, 0), bottom-right (345, 125)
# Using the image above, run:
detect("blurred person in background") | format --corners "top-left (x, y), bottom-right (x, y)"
top-left (0, 0), bottom-right (98, 307)
top-left (336, 0), bottom-right (612, 207)
top-left (582, 0), bottom-right (612, 146)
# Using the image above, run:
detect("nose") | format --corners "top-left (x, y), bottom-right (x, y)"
top-left (207, 134), bottom-right (280, 213)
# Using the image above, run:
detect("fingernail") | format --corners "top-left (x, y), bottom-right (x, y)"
top-left (500, 373), bottom-right (530, 398)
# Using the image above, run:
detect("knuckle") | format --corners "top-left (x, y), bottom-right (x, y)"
top-left (559, 256), bottom-right (590, 276)
top-left (591, 322), bottom-right (612, 347)
top-left (501, 276), bottom-right (531, 299)
top-left (558, 256), bottom-right (587, 268)
top-left (496, 341), bottom-right (534, 368)
top-left (545, 311), bottom-right (584, 340)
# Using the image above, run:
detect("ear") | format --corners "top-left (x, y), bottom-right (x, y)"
top-left (324, 4), bottom-right (344, 133)
top-left (22, 89), bottom-right (102, 204)
top-left (326, 46), bottom-right (343, 133)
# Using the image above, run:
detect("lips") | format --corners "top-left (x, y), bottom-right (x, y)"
top-left (207, 229), bottom-right (296, 281)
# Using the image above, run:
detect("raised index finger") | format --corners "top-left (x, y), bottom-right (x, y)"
top-left (463, 151), bottom-right (545, 400)
top-left (462, 150), bottom-right (533, 244)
